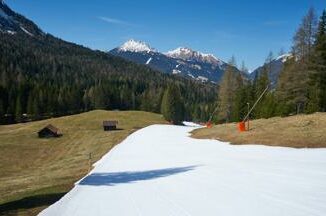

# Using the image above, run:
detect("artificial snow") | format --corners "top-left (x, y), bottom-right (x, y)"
top-left (39, 124), bottom-right (326, 216)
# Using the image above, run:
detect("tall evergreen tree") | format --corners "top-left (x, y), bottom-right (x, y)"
top-left (161, 84), bottom-right (184, 125)
top-left (0, 98), bottom-right (4, 123)
top-left (253, 69), bottom-right (269, 118)
top-left (27, 93), bottom-right (34, 116)
top-left (94, 85), bottom-right (107, 109)
top-left (308, 10), bottom-right (326, 112)
top-left (232, 84), bottom-right (247, 122)
top-left (15, 95), bottom-right (22, 122)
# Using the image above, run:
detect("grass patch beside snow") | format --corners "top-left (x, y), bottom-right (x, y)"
top-left (192, 113), bottom-right (326, 148)
top-left (0, 110), bottom-right (166, 215)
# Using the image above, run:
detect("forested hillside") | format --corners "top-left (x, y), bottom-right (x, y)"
top-left (216, 8), bottom-right (326, 123)
top-left (0, 32), bottom-right (217, 124)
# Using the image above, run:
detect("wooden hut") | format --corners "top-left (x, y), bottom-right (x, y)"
top-left (103, 121), bottom-right (118, 131)
top-left (38, 124), bottom-right (62, 138)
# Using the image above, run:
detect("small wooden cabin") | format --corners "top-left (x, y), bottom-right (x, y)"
top-left (38, 124), bottom-right (62, 138)
top-left (103, 121), bottom-right (118, 131)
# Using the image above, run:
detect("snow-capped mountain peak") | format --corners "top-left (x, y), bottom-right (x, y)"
top-left (118, 39), bottom-right (155, 53)
top-left (110, 42), bottom-right (238, 83)
top-left (166, 47), bottom-right (224, 66)
top-left (250, 53), bottom-right (293, 87)
top-left (166, 47), bottom-right (194, 56)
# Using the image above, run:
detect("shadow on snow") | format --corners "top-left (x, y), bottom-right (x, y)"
top-left (79, 165), bottom-right (197, 186)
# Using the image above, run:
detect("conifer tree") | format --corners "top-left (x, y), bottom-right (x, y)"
top-left (232, 84), bottom-right (247, 122)
top-left (27, 93), bottom-right (34, 116)
top-left (83, 90), bottom-right (91, 111)
top-left (33, 97), bottom-right (40, 119)
top-left (161, 84), bottom-right (184, 125)
top-left (254, 66), bottom-right (270, 118)
top-left (308, 10), bottom-right (326, 112)
top-left (0, 98), bottom-right (4, 123)
top-left (94, 85), bottom-right (107, 109)
top-left (15, 96), bottom-right (22, 122)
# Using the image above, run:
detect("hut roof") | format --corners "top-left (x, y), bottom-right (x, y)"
top-left (103, 121), bottom-right (118, 126)
top-left (43, 124), bottom-right (59, 133)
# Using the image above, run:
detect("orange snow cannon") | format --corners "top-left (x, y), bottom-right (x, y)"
top-left (238, 121), bottom-right (246, 132)
top-left (206, 121), bottom-right (213, 128)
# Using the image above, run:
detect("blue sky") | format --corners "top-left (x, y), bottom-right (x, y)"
top-left (6, 0), bottom-right (326, 70)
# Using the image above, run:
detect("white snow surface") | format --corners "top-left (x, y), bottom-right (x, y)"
top-left (39, 124), bottom-right (326, 216)
top-left (172, 69), bottom-right (181, 74)
top-left (166, 47), bottom-right (224, 66)
top-left (6, 30), bottom-right (15, 34)
top-left (20, 26), bottom-right (34, 36)
top-left (145, 57), bottom-right (152, 65)
top-left (119, 39), bottom-right (155, 53)
top-left (197, 76), bottom-right (208, 82)
top-left (275, 53), bottom-right (293, 62)
top-left (187, 73), bottom-right (195, 79)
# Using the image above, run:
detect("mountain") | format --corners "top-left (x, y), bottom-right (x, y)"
top-left (110, 40), bottom-right (241, 83)
top-left (250, 54), bottom-right (293, 87)
top-left (0, 0), bottom-right (43, 36)
top-left (0, 2), bottom-right (217, 124)
top-left (166, 47), bottom-right (223, 66)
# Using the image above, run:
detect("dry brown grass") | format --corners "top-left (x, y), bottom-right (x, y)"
top-left (0, 110), bottom-right (166, 215)
top-left (192, 113), bottom-right (326, 148)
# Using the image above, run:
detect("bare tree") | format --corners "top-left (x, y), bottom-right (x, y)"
top-left (293, 7), bottom-right (318, 61)
top-left (217, 56), bottom-right (243, 122)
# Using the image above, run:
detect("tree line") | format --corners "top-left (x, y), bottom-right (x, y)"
top-left (216, 8), bottom-right (326, 123)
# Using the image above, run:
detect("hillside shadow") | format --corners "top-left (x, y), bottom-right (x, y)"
top-left (0, 192), bottom-right (66, 215)
top-left (79, 165), bottom-right (197, 186)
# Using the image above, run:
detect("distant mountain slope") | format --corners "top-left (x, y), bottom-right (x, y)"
top-left (110, 39), bottom-right (243, 83)
top-left (0, 2), bottom-right (217, 124)
top-left (0, 1), bottom-right (43, 36)
top-left (250, 54), bottom-right (293, 86)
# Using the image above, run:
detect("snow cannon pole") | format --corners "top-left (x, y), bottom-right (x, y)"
top-left (206, 106), bottom-right (219, 128)
top-left (241, 85), bottom-right (269, 130)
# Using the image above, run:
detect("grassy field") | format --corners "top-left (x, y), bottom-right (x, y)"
top-left (192, 113), bottom-right (326, 148)
top-left (0, 110), bottom-right (166, 216)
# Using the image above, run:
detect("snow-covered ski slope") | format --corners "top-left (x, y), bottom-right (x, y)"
top-left (39, 123), bottom-right (326, 216)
